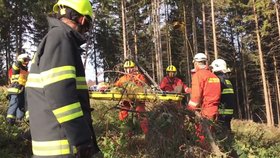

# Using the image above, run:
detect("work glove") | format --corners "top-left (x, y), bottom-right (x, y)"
top-left (75, 142), bottom-right (95, 158)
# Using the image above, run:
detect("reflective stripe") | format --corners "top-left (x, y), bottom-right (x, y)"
top-left (25, 111), bottom-right (29, 120)
top-left (26, 66), bottom-right (76, 88)
top-left (225, 80), bottom-right (232, 85)
top-left (11, 74), bottom-right (20, 82)
top-left (188, 100), bottom-right (199, 106)
top-left (222, 88), bottom-right (234, 94)
top-left (7, 114), bottom-right (15, 119)
top-left (26, 73), bottom-right (43, 88)
top-left (219, 109), bottom-right (233, 115)
top-left (32, 139), bottom-right (76, 156)
top-left (208, 78), bottom-right (220, 83)
top-left (76, 77), bottom-right (88, 90)
top-left (12, 64), bottom-right (19, 70)
top-left (53, 102), bottom-right (83, 123)
top-left (12, 74), bottom-right (20, 79)
top-left (7, 88), bottom-right (21, 93)
top-left (41, 66), bottom-right (76, 86)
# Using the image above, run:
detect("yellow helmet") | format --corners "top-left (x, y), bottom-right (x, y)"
top-left (53, 0), bottom-right (93, 20)
top-left (124, 60), bottom-right (135, 68)
top-left (166, 65), bottom-right (177, 72)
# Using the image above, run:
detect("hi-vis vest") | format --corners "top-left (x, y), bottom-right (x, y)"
top-left (8, 62), bottom-right (29, 94)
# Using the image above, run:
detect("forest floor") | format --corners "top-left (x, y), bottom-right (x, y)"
top-left (0, 86), bottom-right (280, 158)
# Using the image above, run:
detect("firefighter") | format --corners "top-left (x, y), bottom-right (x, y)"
top-left (25, 0), bottom-right (101, 157)
top-left (115, 60), bottom-right (149, 135)
top-left (160, 65), bottom-right (189, 93)
top-left (6, 53), bottom-right (30, 125)
top-left (187, 53), bottom-right (221, 143)
top-left (211, 59), bottom-right (235, 131)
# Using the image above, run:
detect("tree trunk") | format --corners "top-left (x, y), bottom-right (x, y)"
top-left (202, 3), bottom-right (208, 57)
top-left (121, 0), bottom-right (127, 59)
top-left (253, 0), bottom-right (273, 126)
top-left (191, 0), bottom-right (198, 54)
top-left (165, 1), bottom-right (172, 65)
top-left (152, 0), bottom-right (163, 82)
top-left (229, 22), bottom-right (241, 118)
top-left (274, 2), bottom-right (280, 124)
top-left (211, 0), bottom-right (218, 59)
top-left (266, 80), bottom-right (274, 125)
top-left (133, 13), bottom-right (138, 61)
top-left (241, 44), bottom-right (250, 119)
top-left (183, 1), bottom-right (191, 85)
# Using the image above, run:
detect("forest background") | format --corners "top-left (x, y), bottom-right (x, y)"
top-left (1, 0), bottom-right (280, 157)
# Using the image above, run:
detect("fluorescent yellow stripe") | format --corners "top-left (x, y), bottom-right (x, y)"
top-left (25, 111), bottom-right (29, 119)
top-left (76, 77), bottom-right (86, 82)
top-left (26, 73), bottom-right (43, 88)
top-left (12, 74), bottom-right (20, 78)
top-left (7, 114), bottom-right (15, 119)
top-left (77, 85), bottom-right (88, 89)
top-left (12, 64), bottom-right (19, 70)
top-left (53, 102), bottom-right (83, 123)
top-left (41, 66), bottom-right (76, 86)
top-left (32, 139), bottom-right (73, 156)
top-left (7, 88), bottom-right (21, 93)
top-left (208, 78), bottom-right (220, 83)
top-left (222, 88), bottom-right (234, 94)
top-left (76, 77), bottom-right (88, 89)
top-left (225, 80), bottom-right (232, 85)
top-left (219, 109), bottom-right (233, 115)
top-left (56, 111), bottom-right (83, 123)
top-left (26, 66), bottom-right (76, 88)
top-left (43, 74), bottom-right (76, 86)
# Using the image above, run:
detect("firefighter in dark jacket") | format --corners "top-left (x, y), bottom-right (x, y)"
top-left (25, 0), bottom-right (101, 157)
top-left (6, 53), bottom-right (30, 125)
top-left (211, 59), bottom-right (235, 131)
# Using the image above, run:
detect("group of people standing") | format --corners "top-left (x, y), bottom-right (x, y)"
top-left (114, 53), bottom-right (235, 144)
top-left (5, 0), bottom-right (235, 157)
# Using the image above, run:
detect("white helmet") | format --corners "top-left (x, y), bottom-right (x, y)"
top-left (211, 59), bottom-right (231, 73)
top-left (193, 53), bottom-right (207, 62)
top-left (17, 54), bottom-right (30, 62)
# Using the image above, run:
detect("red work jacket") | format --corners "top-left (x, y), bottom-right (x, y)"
top-left (160, 76), bottom-right (189, 93)
top-left (188, 66), bottom-right (221, 118)
top-left (115, 73), bottom-right (147, 87)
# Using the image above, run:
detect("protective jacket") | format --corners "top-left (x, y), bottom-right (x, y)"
top-left (215, 73), bottom-right (235, 116)
top-left (115, 73), bottom-right (146, 87)
top-left (160, 76), bottom-right (189, 93)
top-left (188, 66), bottom-right (221, 118)
top-left (215, 72), bottom-right (235, 130)
top-left (7, 61), bottom-right (28, 94)
top-left (26, 17), bottom-right (99, 157)
top-left (115, 72), bottom-right (149, 134)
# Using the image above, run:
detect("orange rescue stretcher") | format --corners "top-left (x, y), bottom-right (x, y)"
top-left (89, 91), bottom-right (185, 102)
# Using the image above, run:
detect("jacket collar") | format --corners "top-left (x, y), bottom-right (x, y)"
top-left (193, 65), bottom-right (209, 72)
top-left (47, 17), bottom-right (86, 46)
